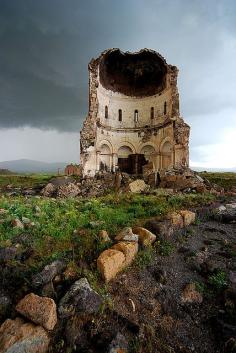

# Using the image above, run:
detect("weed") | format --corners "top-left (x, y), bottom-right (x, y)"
top-left (134, 246), bottom-right (155, 269)
top-left (156, 240), bottom-right (175, 256)
top-left (208, 270), bottom-right (228, 292)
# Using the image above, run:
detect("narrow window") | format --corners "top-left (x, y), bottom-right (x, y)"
top-left (105, 105), bottom-right (108, 119)
top-left (134, 109), bottom-right (138, 123)
top-left (118, 109), bottom-right (122, 122)
top-left (164, 101), bottom-right (167, 115)
top-left (150, 107), bottom-right (154, 119)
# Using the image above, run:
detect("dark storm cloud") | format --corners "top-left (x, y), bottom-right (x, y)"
top-left (0, 0), bottom-right (236, 140)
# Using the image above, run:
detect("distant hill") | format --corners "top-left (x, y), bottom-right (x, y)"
top-left (0, 168), bottom-right (14, 175)
top-left (0, 159), bottom-right (69, 174)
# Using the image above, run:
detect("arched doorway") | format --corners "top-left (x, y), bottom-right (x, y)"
top-left (100, 144), bottom-right (111, 171)
top-left (161, 141), bottom-right (172, 169)
top-left (140, 145), bottom-right (156, 170)
top-left (117, 145), bottom-right (133, 173)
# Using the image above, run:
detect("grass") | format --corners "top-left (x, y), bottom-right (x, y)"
top-left (0, 174), bottom-right (53, 188)
top-left (199, 172), bottom-right (236, 191)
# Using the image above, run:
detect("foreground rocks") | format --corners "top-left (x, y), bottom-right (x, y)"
top-left (97, 249), bottom-right (126, 282)
top-left (16, 293), bottom-right (57, 331)
top-left (0, 318), bottom-right (49, 353)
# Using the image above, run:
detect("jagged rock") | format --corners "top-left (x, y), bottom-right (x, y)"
top-left (98, 230), bottom-right (111, 242)
top-left (108, 332), bottom-right (128, 353)
top-left (0, 317), bottom-right (49, 353)
top-left (32, 260), bottom-right (66, 288)
top-left (213, 205), bottom-right (236, 224)
top-left (58, 278), bottom-right (102, 319)
top-left (132, 227), bottom-right (156, 246)
top-left (57, 183), bottom-right (80, 198)
top-left (181, 283), bottom-right (203, 304)
top-left (16, 293), bottom-right (57, 331)
top-left (144, 219), bottom-right (174, 239)
top-left (11, 219), bottom-right (24, 229)
top-left (179, 210), bottom-right (196, 226)
top-left (167, 212), bottom-right (184, 228)
top-left (97, 249), bottom-right (125, 282)
top-left (128, 179), bottom-right (149, 193)
top-left (115, 227), bottom-right (139, 242)
top-left (40, 183), bottom-right (56, 197)
top-left (112, 242), bottom-right (138, 266)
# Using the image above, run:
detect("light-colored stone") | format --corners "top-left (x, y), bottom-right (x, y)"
top-left (11, 219), bottom-right (24, 229)
top-left (167, 212), bottom-right (184, 228)
top-left (16, 293), bottom-right (57, 331)
top-left (181, 283), bottom-right (203, 304)
top-left (115, 227), bottom-right (139, 242)
top-left (40, 183), bottom-right (56, 197)
top-left (0, 317), bottom-right (49, 353)
top-left (129, 179), bottom-right (148, 193)
top-left (179, 210), bottom-right (196, 226)
top-left (132, 227), bottom-right (156, 246)
top-left (112, 241), bottom-right (138, 266)
top-left (97, 249), bottom-right (125, 282)
top-left (98, 230), bottom-right (111, 242)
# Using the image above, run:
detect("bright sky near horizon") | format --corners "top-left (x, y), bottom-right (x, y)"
top-left (0, 0), bottom-right (235, 169)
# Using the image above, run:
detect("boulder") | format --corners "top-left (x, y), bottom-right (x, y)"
top-left (40, 183), bottom-right (56, 197)
top-left (32, 260), bottom-right (66, 288)
top-left (58, 278), bottom-right (102, 319)
top-left (128, 179), bottom-right (149, 193)
top-left (112, 242), bottom-right (138, 266)
top-left (181, 283), bottom-right (203, 304)
top-left (115, 227), bottom-right (139, 242)
top-left (57, 183), bottom-right (80, 198)
top-left (16, 293), bottom-right (57, 331)
top-left (167, 212), bottom-right (184, 229)
top-left (97, 249), bottom-right (125, 282)
top-left (0, 317), bottom-right (49, 353)
top-left (179, 210), bottom-right (196, 226)
top-left (132, 227), bottom-right (156, 246)
top-left (144, 219), bottom-right (174, 239)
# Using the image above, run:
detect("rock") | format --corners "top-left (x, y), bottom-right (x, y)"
top-left (40, 183), bottom-right (56, 197)
top-left (0, 209), bottom-right (8, 216)
top-left (0, 247), bottom-right (18, 263)
top-left (58, 278), bottom-right (102, 319)
top-left (181, 283), bottom-right (203, 304)
top-left (226, 203), bottom-right (236, 210)
top-left (50, 176), bottom-right (75, 186)
top-left (144, 219), bottom-right (174, 239)
top-left (0, 295), bottom-right (11, 321)
top-left (128, 179), bottom-right (149, 193)
top-left (32, 260), bottom-right (66, 288)
top-left (108, 332), bottom-right (128, 353)
top-left (57, 183), bottom-right (80, 198)
top-left (112, 242), bottom-right (138, 266)
top-left (115, 227), bottom-right (139, 242)
top-left (167, 212), bottom-right (184, 229)
top-left (21, 217), bottom-right (31, 225)
top-left (132, 227), bottom-right (156, 246)
top-left (98, 230), bottom-right (111, 242)
top-left (179, 210), bottom-right (196, 226)
top-left (0, 317), bottom-right (49, 353)
top-left (11, 219), bottom-right (24, 229)
top-left (97, 249), bottom-right (125, 282)
top-left (16, 293), bottom-right (57, 331)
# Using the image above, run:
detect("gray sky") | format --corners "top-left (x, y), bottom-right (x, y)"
top-left (0, 0), bottom-right (235, 167)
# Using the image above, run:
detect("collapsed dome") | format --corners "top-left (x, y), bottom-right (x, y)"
top-left (99, 49), bottom-right (167, 97)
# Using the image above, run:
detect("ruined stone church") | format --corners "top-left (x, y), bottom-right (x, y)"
top-left (80, 48), bottom-right (190, 176)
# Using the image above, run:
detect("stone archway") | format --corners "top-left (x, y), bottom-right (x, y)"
top-left (161, 141), bottom-right (172, 169)
top-left (100, 144), bottom-right (111, 171)
top-left (117, 145), bottom-right (133, 173)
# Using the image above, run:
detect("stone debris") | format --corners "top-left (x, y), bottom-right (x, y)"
top-left (32, 260), bottom-right (66, 288)
top-left (40, 183), bottom-right (56, 197)
top-left (0, 317), bottom-right (49, 353)
top-left (98, 230), bottom-right (111, 242)
top-left (167, 212), bottom-right (184, 229)
top-left (58, 278), bottom-right (102, 318)
top-left (97, 249), bottom-right (126, 282)
top-left (181, 283), bottom-right (203, 304)
top-left (112, 241), bottom-right (138, 266)
top-left (115, 227), bottom-right (139, 242)
top-left (128, 179), bottom-right (149, 193)
top-left (16, 293), bottom-right (57, 331)
top-left (132, 227), bottom-right (156, 246)
top-left (57, 183), bottom-right (81, 198)
top-left (179, 210), bottom-right (196, 227)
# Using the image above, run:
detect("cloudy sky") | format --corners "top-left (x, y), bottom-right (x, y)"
top-left (0, 0), bottom-right (235, 168)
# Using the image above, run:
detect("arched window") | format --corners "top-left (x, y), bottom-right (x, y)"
top-left (105, 105), bottom-right (108, 119)
top-left (134, 109), bottom-right (138, 123)
top-left (164, 101), bottom-right (167, 115)
top-left (118, 109), bottom-right (122, 122)
top-left (150, 107), bottom-right (154, 119)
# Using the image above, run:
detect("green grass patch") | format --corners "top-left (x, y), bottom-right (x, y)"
top-left (0, 174), bottom-right (53, 188)
top-left (199, 172), bottom-right (236, 191)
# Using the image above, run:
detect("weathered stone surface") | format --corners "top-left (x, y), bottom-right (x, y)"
top-left (58, 278), bottom-right (102, 318)
top-left (144, 219), bottom-right (174, 239)
top-left (132, 227), bottom-right (156, 246)
top-left (57, 183), bottom-right (80, 198)
top-left (181, 283), bottom-right (203, 304)
top-left (115, 227), bottom-right (139, 242)
top-left (16, 293), bottom-right (57, 331)
top-left (167, 212), bottom-right (184, 228)
top-left (97, 249), bottom-right (125, 282)
top-left (179, 210), bottom-right (196, 226)
top-left (98, 230), bottom-right (111, 242)
top-left (112, 241), bottom-right (138, 266)
top-left (32, 260), bottom-right (66, 288)
top-left (129, 179), bottom-right (148, 193)
top-left (0, 318), bottom-right (49, 353)
top-left (40, 183), bottom-right (56, 197)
